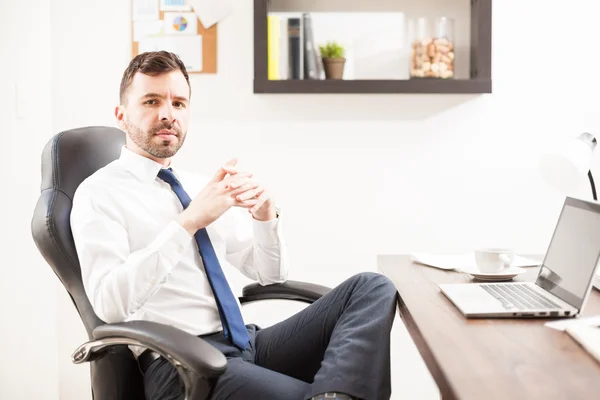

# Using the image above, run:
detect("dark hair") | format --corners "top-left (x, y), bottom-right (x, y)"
top-left (119, 51), bottom-right (191, 105)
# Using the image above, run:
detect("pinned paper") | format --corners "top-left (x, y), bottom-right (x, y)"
top-left (133, 0), bottom-right (160, 21)
top-left (139, 35), bottom-right (203, 72)
top-left (189, 0), bottom-right (233, 28)
top-left (134, 20), bottom-right (164, 41)
top-left (164, 12), bottom-right (197, 35)
top-left (160, 0), bottom-right (192, 11)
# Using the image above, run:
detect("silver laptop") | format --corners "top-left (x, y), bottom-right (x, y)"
top-left (440, 196), bottom-right (600, 318)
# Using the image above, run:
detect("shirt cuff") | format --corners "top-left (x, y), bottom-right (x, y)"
top-left (252, 210), bottom-right (282, 246)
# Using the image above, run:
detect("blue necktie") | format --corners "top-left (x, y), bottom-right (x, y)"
top-left (157, 168), bottom-right (250, 350)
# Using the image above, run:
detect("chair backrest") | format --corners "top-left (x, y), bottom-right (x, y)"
top-left (31, 126), bottom-right (145, 400)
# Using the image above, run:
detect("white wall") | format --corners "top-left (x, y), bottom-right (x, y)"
top-left (0, 0), bottom-right (59, 399)
top-left (3, 0), bottom-right (600, 399)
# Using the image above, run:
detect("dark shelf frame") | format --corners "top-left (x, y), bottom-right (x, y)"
top-left (253, 0), bottom-right (492, 94)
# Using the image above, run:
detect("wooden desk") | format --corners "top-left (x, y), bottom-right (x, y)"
top-left (378, 255), bottom-right (600, 400)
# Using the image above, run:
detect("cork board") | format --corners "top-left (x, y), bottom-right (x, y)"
top-left (131, 8), bottom-right (217, 74)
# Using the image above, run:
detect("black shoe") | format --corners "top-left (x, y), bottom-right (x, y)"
top-left (311, 393), bottom-right (355, 400)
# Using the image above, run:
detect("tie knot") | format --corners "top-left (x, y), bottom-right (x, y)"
top-left (157, 168), bottom-right (178, 185)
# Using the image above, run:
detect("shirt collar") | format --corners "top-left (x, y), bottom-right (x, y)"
top-left (119, 146), bottom-right (173, 183)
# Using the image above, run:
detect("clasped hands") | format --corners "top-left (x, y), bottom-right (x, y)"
top-left (219, 158), bottom-right (276, 221)
top-left (177, 158), bottom-right (276, 236)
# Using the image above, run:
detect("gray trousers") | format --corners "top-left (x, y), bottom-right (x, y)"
top-left (143, 272), bottom-right (399, 400)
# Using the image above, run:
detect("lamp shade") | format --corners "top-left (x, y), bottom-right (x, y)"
top-left (538, 133), bottom-right (596, 195)
top-left (538, 133), bottom-right (600, 292)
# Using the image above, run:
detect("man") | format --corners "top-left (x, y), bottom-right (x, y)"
top-left (71, 50), bottom-right (398, 400)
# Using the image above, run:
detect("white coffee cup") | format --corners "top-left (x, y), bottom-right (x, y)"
top-left (474, 248), bottom-right (515, 273)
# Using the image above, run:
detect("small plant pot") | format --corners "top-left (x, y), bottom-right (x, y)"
top-left (322, 57), bottom-right (346, 80)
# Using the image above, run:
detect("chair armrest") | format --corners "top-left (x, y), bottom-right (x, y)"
top-left (239, 280), bottom-right (331, 304)
top-left (72, 320), bottom-right (227, 379)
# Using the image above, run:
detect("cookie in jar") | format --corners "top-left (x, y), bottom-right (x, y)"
top-left (410, 17), bottom-right (455, 79)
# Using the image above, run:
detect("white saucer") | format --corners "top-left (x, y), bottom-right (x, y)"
top-left (459, 266), bottom-right (526, 282)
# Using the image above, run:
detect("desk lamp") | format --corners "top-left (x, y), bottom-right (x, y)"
top-left (538, 132), bottom-right (597, 201)
top-left (538, 132), bottom-right (600, 291)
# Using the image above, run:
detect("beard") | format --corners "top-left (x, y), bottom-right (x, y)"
top-left (126, 118), bottom-right (186, 159)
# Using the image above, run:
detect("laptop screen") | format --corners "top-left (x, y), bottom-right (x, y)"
top-left (536, 197), bottom-right (600, 309)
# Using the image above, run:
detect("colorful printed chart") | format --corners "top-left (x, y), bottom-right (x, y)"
top-left (172, 15), bottom-right (188, 32)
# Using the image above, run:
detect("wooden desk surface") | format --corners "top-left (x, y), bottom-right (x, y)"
top-left (378, 254), bottom-right (600, 400)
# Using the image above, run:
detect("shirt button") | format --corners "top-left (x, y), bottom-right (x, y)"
top-left (177, 245), bottom-right (185, 253)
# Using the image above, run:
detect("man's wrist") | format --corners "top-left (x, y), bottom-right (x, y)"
top-left (252, 207), bottom-right (277, 222)
top-left (176, 213), bottom-right (199, 236)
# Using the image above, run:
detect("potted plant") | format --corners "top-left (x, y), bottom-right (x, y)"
top-left (319, 41), bottom-right (346, 80)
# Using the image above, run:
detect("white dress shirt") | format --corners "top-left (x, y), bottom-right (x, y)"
top-left (70, 146), bottom-right (288, 355)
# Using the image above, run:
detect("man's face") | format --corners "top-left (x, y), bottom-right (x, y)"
top-left (116, 70), bottom-right (190, 161)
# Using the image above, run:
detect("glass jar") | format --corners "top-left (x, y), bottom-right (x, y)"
top-left (410, 17), bottom-right (455, 79)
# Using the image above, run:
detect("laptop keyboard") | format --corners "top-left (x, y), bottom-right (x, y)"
top-left (481, 284), bottom-right (561, 310)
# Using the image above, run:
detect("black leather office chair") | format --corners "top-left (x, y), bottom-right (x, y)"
top-left (31, 126), bottom-right (331, 400)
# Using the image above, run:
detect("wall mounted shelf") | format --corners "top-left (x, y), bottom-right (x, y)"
top-left (253, 0), bottom-right (492, 94)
